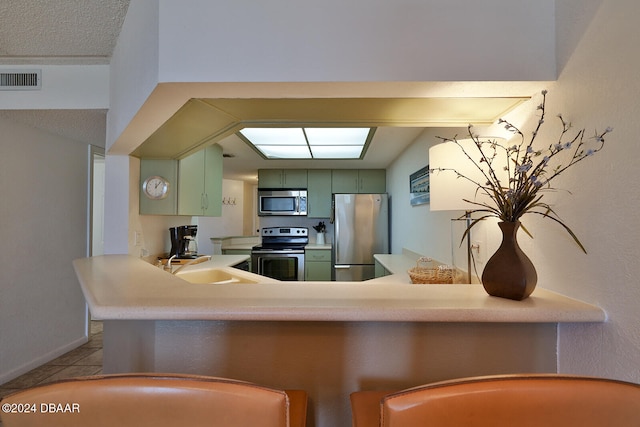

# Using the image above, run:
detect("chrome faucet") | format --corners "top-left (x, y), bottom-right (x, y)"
top-left (171, 255), bottom-right (212, 274)
top-left (164, 254), bottom-right (177, 272)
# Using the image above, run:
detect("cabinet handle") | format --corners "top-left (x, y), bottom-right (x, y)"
top-left (201, 193), bottom-right (205, 210)
top-left (204, 194), bottom-right (209, 210)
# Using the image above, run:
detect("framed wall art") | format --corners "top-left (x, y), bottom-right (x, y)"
top-left (409, 165), bottom-right (430, 206)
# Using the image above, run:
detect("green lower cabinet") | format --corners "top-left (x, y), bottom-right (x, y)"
top-left (304, 249), bottom-right (332, 281)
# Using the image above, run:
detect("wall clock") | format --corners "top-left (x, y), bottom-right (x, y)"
top-left (142, 175), bottom-right (170, 200)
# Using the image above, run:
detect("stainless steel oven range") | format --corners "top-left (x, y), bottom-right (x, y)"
top-left (251, 227), bottom-right (308, 281)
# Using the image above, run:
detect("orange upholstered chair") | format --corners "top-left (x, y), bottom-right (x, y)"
top-left (351, 374), bottom-right (640, 427)
top-left (0, 373), bottom-right (307, 427)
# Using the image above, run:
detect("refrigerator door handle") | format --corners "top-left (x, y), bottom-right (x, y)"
top-left (330, 198), bottom-right (335, 224)
top-left (332, 196), bottom-right (339, 259)
top-left (334, 265), bottom-right (350, 269)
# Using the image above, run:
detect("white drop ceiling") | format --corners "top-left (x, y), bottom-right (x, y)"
top-left (238, 127), bottom-right (373, 160)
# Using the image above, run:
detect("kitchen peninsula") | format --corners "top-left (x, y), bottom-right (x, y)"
top-left (73, 255), bottom-right (604, 427)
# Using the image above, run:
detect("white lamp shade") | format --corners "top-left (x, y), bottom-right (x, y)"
top-left (429, 138), bottom-right (507, 212)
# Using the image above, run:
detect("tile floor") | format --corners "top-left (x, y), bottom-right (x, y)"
top-left (0, 321), bottom-right (103, 400)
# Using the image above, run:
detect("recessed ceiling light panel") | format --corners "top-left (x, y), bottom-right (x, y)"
top-left (310, 146), bottom-right (366, 159)
top-left (258, 145), bottom-right (312, 159)
top-left (239, 127), bottom-right (374, 159)
top-left (305, 128), bottom-right (370, 146)
top-left (239, 128), bottom-right (306, 146)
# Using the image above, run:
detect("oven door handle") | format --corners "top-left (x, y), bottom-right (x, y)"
top-left (251, 250), bottom-right (271, 255)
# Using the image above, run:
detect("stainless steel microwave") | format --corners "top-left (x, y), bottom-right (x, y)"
top-left (258, 189), bottom-right (307, 216)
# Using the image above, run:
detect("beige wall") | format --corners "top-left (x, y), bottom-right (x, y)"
top-left (0, 117), bottom-right (89, 383)
top-left (542, 0), bottom-right (640, 380)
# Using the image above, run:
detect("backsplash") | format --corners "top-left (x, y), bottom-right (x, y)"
top-left (258, 216), bottom-right (333, 244)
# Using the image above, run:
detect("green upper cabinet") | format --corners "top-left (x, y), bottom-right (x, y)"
top-left (258, 169), bottom-right (308, 188)
top-left (331, 169), bottom-right (386, 193)
top-left (139, 159), bottom-right (178, 215)
top-left (331, 170), bottom-right (358, 193)
top-left (178, 144), bottom-right (223, 216)
top-left (357, 169), bottom-right (386, 193)
top-left (307, 169), bottom-right (332, 218)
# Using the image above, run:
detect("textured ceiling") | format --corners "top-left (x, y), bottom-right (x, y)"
top-left (0, 0), bottom-right (129, 63)
top-left (0, 0), bottom-right (129, 147)
top-left (0, 109), bottom-right (108, 146)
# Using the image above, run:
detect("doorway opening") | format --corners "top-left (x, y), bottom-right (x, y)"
top-left (90, 147), bottom-right (105, 256)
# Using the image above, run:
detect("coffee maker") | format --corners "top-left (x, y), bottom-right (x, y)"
top-left (169, 225), bottom-right (198, 258)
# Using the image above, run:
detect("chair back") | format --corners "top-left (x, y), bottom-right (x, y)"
top-left (381, 374), bottom-right (640, 427)
top-left (1, 373), bottom-right (306, 427)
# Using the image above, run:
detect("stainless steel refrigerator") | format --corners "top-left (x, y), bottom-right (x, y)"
top-left (332, 193), bottom-right (389, 281)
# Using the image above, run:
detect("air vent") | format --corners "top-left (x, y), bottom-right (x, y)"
top-left (0, 69), bottom-right (41, 90)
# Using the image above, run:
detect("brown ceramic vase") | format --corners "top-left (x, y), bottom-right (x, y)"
top-left (481, 221), bottom-right (537, 300)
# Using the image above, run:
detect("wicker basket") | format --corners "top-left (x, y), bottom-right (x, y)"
top-left (408, 257), bottom-right (455, 284)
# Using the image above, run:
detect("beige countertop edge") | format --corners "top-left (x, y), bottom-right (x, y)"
top-left (304, 244), bottom-right (332, 250)
top-left (73, 255), bottom-right (606, 324)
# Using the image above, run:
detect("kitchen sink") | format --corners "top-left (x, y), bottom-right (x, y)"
top-left (175, 268), bottom-right (258, 285)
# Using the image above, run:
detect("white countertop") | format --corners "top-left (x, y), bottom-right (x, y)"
top-left (213, 236), bottom-right (260, 251)
top-left (305, 244), bottom-right (332, 250)
top-left (73, 254), bottom-right (605, 323)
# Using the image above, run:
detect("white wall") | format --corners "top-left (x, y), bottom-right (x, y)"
top-left (544, 0), bottom-right (640, 382)
top-left (387, 129), bottom-right (459, 261)
top-left (91, 151), bottom-right (105, 256)
top-left (107, 0), bottom-right (159, 153)
top-left (0, 118), bottom-right (89, 383)
top-left (158, 0), bottom-right (555, 83)
top-left (0, 65), bottom-right (109, 110)
top-left (104, 0), bottom-right (160, 254)
top-left (194, 179), bottom-right (246, 255)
